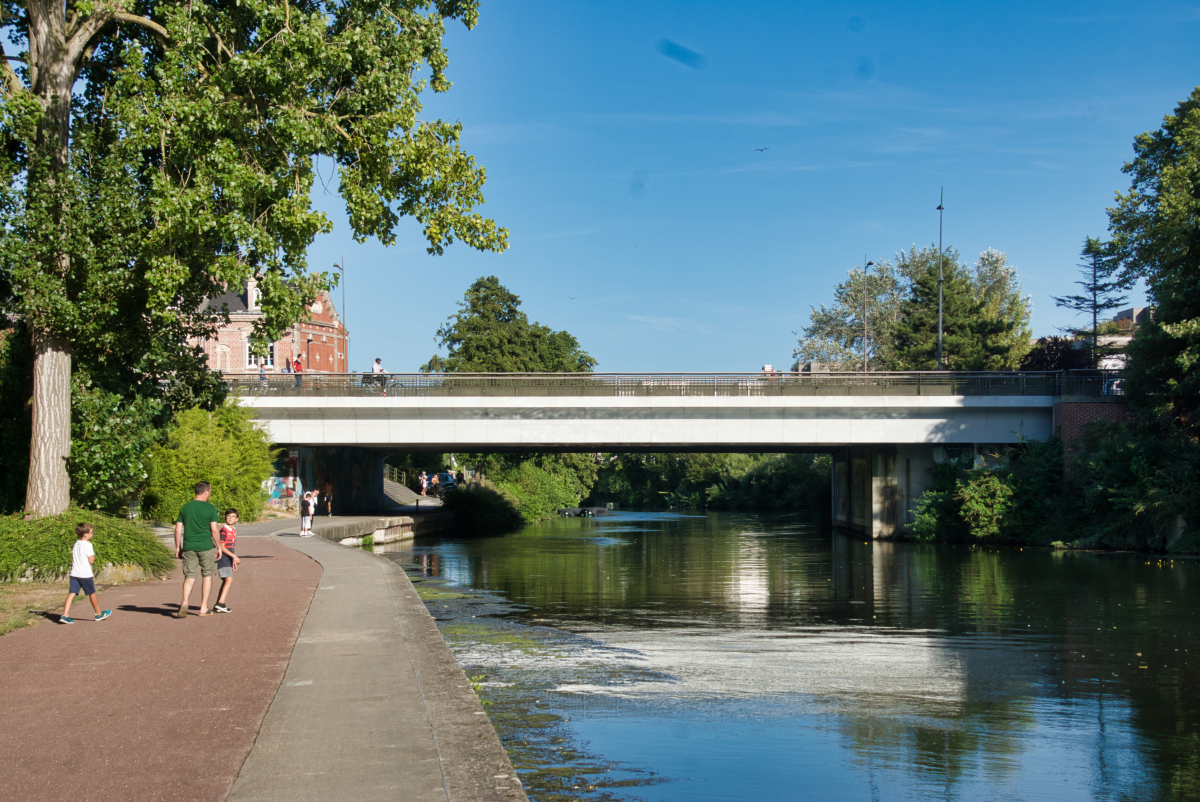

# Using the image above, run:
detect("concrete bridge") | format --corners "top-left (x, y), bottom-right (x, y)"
top-left (231, 371), bottom-right (1124, 538)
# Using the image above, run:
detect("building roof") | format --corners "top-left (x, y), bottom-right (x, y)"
top-left (207, 287), bottom-right (252, 314)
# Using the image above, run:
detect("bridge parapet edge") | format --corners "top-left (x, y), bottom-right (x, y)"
top-left (223, 370), bottom-right (1124, 399)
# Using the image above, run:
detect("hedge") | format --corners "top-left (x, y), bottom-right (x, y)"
top-left (0, 508), bottom-right (173, 582)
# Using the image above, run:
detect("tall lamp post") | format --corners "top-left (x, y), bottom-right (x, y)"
top-left (332, 258), bottom-right (346, 372)
top-left (862, 256), bottom-right (874, 372)
top-left (936, 189), bottom-right (945, 371)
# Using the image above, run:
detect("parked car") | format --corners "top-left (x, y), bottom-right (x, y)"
top-left (436, 472), bottom-right (457, 491)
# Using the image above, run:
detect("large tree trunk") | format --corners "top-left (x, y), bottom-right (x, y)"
top-left (25, 333), bottom-right (72, 516)
top-left (23, 0), bottom-right (78, 517)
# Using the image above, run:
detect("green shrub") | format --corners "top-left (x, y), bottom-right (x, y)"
top-left (144, 403), bottom-right (276, 523)
top-left (957, 472), bottom-right (1015, 540)
top-left (495, 460), bottom-right (581, 523)
top-left (441, 483), bottom-right (524, 534)
top-left (69, 376), bottom-right (163, 513)
top-left (911, 490), bottom-right (955, 541)
top-left (0, 507), bottom-right (173, 582)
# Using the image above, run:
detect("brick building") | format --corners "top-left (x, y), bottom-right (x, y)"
top-left (196, 280), bottom-right (349, 375)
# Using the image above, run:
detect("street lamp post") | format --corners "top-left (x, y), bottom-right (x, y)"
top-left (936, 189), bottom-right (945, 371)
top-left (862, 256), bottom-right (874, 372)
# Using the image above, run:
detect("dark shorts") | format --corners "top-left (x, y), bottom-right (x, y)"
top-left (217, 549), bottom-right (234, 579)
top-left (69, 576), bottom-right (96, 596)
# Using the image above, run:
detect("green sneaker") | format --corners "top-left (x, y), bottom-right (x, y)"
top-left (95, 610), bottom-right (112, 622)
top-left (59, 616), bottom-right (75, 624)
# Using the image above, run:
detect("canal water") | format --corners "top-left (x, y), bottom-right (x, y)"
top-left (378, 512), bottom-right (1198, 801)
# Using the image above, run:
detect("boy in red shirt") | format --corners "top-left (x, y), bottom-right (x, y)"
top-left (213, 509), bottom-right (241, 613)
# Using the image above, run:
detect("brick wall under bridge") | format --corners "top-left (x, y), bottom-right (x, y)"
top-left (1053, 398), bottom-right (1131, 443)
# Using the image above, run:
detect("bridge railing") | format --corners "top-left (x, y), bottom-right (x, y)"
top-left (225, 370), bottom-right (1125, 398)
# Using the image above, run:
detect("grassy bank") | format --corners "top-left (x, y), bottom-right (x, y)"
top-left (0, 579), bottom-right (70, 636)
top-left (0, 508), bottom-right (173, 582)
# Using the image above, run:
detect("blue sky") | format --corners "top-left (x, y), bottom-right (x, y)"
top-left (306, 0), bottom-right (1200, 373)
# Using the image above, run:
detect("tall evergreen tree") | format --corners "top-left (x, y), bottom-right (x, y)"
top-left (1107, 87), bottom-right (1200, 430)
top-left (1053, 237), bottom-right (1127, 367)
top-left (892, 247), bottom-right (1017, 370)
top-left (422, 276), bottom-right (596, 373)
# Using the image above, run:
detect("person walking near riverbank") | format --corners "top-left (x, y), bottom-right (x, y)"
top-left (419, 470), bottom-right (428, 496)
top-left (175, 482), bottom-right (222, 618)
top-left (60, 523), bottom-right (110, 624)
top-left (299, 492), bottom-right (314, 537)
top-left (213, 509), bottom-right (241, 614)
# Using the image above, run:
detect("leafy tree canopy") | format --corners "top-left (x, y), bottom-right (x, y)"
top-left (796, 246), bottom-right (1031, 372)
top-left (1107, 87), bottom-right (1200, 429)
top-left (793, 260), bottom-right (904, 371)
top-left (422, 276), bottom-right (596, 373)
top-left (0, 0), bottom-right (507, 514)
top-left (1019, 336), bottom-right (1091, 372)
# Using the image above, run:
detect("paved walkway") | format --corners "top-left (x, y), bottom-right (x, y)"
top-left (0, 535), bottom-right (320, 802)
top-left (1, 517), bottom-right (525, 802)
top-left (230, 534), bottom-right (524, 802)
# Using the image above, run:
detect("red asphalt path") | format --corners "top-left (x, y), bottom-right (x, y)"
top-left (0, 536), bottom-right (321, 802)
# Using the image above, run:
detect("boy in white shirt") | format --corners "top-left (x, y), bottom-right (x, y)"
top-left (60, 523), bottom-right (111, 624)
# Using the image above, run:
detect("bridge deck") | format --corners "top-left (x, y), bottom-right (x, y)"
top-left (227, 370), bottom-right (1122, 399)
top-left (231, 372), bottom-right (1122, 450)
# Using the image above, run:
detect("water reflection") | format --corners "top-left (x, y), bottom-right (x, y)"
top-left (382, 512), bottom-right (1199, 801)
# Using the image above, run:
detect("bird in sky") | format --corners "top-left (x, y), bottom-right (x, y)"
top-left (569, 296), bottom-right (576, 300)
top-left (754, 148), bottom-right (769, 152)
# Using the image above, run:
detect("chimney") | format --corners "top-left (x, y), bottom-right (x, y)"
top-left (246, 278), bottom-right (259, 311)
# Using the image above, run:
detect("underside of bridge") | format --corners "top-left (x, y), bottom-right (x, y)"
top-left (237, 372), bottom-right (1126, 536)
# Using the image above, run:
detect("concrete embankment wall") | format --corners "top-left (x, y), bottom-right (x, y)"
top-left (315, 512), bottom-right (457, 546)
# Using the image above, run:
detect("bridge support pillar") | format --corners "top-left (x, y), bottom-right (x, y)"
top-left (833, 445), bottom-right (939, 539)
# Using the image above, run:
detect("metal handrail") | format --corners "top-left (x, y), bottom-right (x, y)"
top-left (225, 370), bottom-right (1125, 399)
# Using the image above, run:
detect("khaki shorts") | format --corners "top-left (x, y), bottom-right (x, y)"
top-left (181, 549), bottom-right (218, 578)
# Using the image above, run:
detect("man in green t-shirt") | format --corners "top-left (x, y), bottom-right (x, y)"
top-left (174, 481), bottom-right (222, 618)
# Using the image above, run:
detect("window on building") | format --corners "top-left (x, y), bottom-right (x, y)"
top-left (247, 340), bottom-right (275, 369)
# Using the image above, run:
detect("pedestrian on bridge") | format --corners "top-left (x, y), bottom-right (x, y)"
top-left (372, 358), bottom-right (386, 395)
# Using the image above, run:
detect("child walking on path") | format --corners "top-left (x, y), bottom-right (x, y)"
top-left (60, 523), bottom-right (111, 624)
top-left (213, 509), bottom-right (241, 613)
top-left (299, 492), bottom-right (314, 537)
